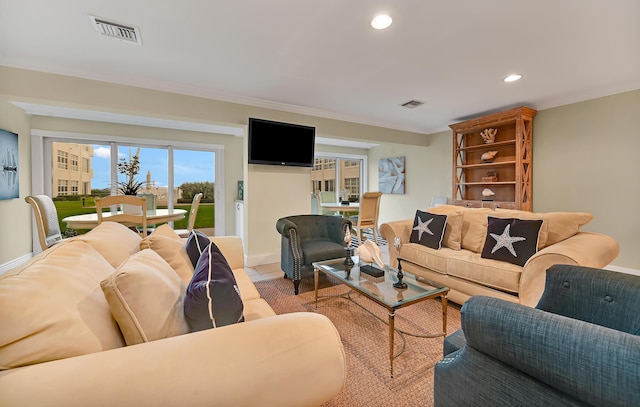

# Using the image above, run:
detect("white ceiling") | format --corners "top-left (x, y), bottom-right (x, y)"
top-left (1, 0), bottom-right (639, 134)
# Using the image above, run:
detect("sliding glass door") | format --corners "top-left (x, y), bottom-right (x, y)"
top-left (43, 138), bottom-right (220, 236)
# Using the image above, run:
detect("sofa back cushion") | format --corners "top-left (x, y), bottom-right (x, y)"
top-left (76, 221), bottom-right (142, 268)
top-left (543, 212), bottom-right (593, 246)
top-left (494, 209), bottom-right (593, 248)
top-left (0, 241), bottom-right (125, 370)
top-left (101, 249), bottom-right (189, 345)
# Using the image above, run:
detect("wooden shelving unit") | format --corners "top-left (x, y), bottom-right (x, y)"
top-left (450, 106), bottom-right (537, 211)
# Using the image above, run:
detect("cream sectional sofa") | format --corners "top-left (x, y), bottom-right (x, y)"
top-left (380, 205), bottom-right (619, 306)
top-left (0, 222), bottom-right (346, 406)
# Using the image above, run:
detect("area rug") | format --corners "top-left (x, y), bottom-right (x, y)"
top-left (254, 276), bottom-right (462, 407)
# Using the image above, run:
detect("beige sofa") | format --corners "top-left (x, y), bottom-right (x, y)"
top-left (0, 222), bottom-right (346, 406)
top-left (380, 205), bottom-right (620, 306)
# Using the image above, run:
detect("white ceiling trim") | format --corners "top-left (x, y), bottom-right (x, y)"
top-left (11, 101), bottom-right (244, 136)
top-left (11, 101), bottom-right (379, 149)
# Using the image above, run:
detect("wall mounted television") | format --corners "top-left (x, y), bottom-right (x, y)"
top-left (248, 118), bottom-right (316, 167)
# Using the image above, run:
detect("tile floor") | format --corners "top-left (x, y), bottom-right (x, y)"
top-left (246, 244), bottom-right (391, 283)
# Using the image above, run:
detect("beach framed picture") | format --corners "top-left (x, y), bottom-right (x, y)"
top-left (378, 156), bottom-right (405, 194)
top-left (0, 129), bottom-right (19, 200)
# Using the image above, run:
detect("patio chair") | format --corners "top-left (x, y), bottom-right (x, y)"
top-left (25, 195), bottom-right (66, 250)
top-left (173, 193), bottom-right (203, 237)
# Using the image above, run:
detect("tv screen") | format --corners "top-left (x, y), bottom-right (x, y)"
top-left (248, 118), bottom-right (316, 167)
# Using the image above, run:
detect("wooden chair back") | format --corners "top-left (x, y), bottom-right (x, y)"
top-left (95, 195), bottom-right (147, 237)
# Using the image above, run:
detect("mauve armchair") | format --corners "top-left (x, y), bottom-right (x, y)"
top-left (434, 264), bottom-right (640, 407)
top-left (276, 214), bottom-right (352, 295)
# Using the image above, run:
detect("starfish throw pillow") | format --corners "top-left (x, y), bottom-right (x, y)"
top-left (481, 217), bottom-right (543, 266)
top-left (409, 210), bottom-right (448, 249)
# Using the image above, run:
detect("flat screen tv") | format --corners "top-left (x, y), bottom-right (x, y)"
top-left (248, 118), bottom-right (316, 167)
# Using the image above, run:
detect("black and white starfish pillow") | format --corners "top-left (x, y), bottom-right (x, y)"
top-left (481, 217), bottom-right (543, 266)
top-left (409, 210), bottom-right (447, 249)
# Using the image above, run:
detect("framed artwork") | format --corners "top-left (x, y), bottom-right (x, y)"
top-left (378, 156), bottom-right (405, 194)
top-left (0, 129), bottom-right (19, 200)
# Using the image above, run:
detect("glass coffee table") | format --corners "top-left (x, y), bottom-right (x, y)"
top-left (313, 258), bottom-right (449, 378)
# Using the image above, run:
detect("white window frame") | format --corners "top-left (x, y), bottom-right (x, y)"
top-left (313, 151), bottom-right (368, 196)
top-left (30, 129), bottom-right (225, 247)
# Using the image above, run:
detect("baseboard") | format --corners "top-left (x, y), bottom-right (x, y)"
top-left (604, 264), bottom-right (640, 277)
top-left (0, 253), bottom-right (33, 276)
top-left (246, 251), bottom-right (280, 268)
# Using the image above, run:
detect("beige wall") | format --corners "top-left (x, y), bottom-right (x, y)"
top-left (0, 97), bottom-right (32, 263)
top-left (1, 66), bottom-right (638, 271)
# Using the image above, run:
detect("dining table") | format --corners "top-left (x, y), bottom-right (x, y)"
top-left (321, 202), bottom-right (359, 218)
top-left (62, 208), bottom-right (187, 230)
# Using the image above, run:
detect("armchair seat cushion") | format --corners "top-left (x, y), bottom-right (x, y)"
top-left (302, 240), bottom-right (346, 265)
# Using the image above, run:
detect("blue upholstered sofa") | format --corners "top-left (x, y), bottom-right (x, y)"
top-left (434, 264), bottom-right (640, 407)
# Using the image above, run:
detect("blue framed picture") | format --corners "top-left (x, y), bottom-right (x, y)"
top-left (0, 129), bottom-right (19, 200)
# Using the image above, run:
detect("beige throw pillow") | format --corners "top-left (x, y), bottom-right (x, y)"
top-left (428, 206), bottom-right (464, 250)
top-left (140, 234), bottom-right (194, 284)
top-left (101, 249), bottom-right (189, 346)
top-left (460, 207), bottom-right (492, 253)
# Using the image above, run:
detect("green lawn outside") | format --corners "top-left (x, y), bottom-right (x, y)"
top-left (54, 199), bottom-right (214, 235)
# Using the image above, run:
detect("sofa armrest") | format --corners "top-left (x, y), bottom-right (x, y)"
top-left (379, 219), bottom-right (413, 267)
top-left (519, 231), bottom-right (619, 306)
top-left (210, 236), bottom-right (245, 270)
top-left (0, 313), bottom-right (346, 407)
top-left (456, 296), bottom-right (640, 407)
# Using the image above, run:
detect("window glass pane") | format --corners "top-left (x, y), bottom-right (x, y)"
top-left (174, 149), bottom-right (215, 235)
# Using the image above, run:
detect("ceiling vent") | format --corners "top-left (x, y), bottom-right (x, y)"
top-left (400, 100), bottom-right (424, 109)
top-left (89, 15), bottom-right (142, 45)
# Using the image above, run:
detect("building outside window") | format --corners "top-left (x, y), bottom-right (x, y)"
top-left (57, 151), bottom-right (68, 170)
top-left (70, 154), bottom-right (78, 171)
top-left (58, 180), bottom-right (68, 195)
top-left (71, 180), bottom-right (79, 195)
top-left (82, 157), bottom-right (89, 173)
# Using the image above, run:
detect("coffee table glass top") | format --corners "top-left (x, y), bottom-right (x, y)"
top-left (313, 257), bottom-right (448, 309)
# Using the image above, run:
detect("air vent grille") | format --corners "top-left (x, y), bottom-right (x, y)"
top-left (89, 16), bottom-right (142, 45)
top-left (401, 100), bottom-right (425, 109)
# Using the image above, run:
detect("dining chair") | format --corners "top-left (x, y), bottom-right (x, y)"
top-left (95, 195), bottom-right (148, 237)
top-left (350, 191), bottom-right (383, 246)
top-left (316, 191), bottom-right (339, 216)
top-left (25, 195), bottom-right (66, 250)
top-left (173, 193), bottom-right (203, 238)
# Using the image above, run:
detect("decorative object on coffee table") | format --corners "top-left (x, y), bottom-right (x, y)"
top-left (344, 228), bottom-right (354, 268)
top-left (357, 238), bottom-right (384, 277)
top-left (393, 237), bottom-right (407, 289)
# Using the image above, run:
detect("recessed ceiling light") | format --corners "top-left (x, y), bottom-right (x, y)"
top-left (504, 74), bottom-right (523, 83)
top-left (371, 14), bottom-right (392, 30)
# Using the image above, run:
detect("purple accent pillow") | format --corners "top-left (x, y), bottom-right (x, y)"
top-left (185, 230), bottom-right (211, 268)
top-left (184, 243), bottom-right (244, 331)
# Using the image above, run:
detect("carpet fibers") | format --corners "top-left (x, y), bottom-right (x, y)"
top-left (254, 276), bottom-right (462, 406)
